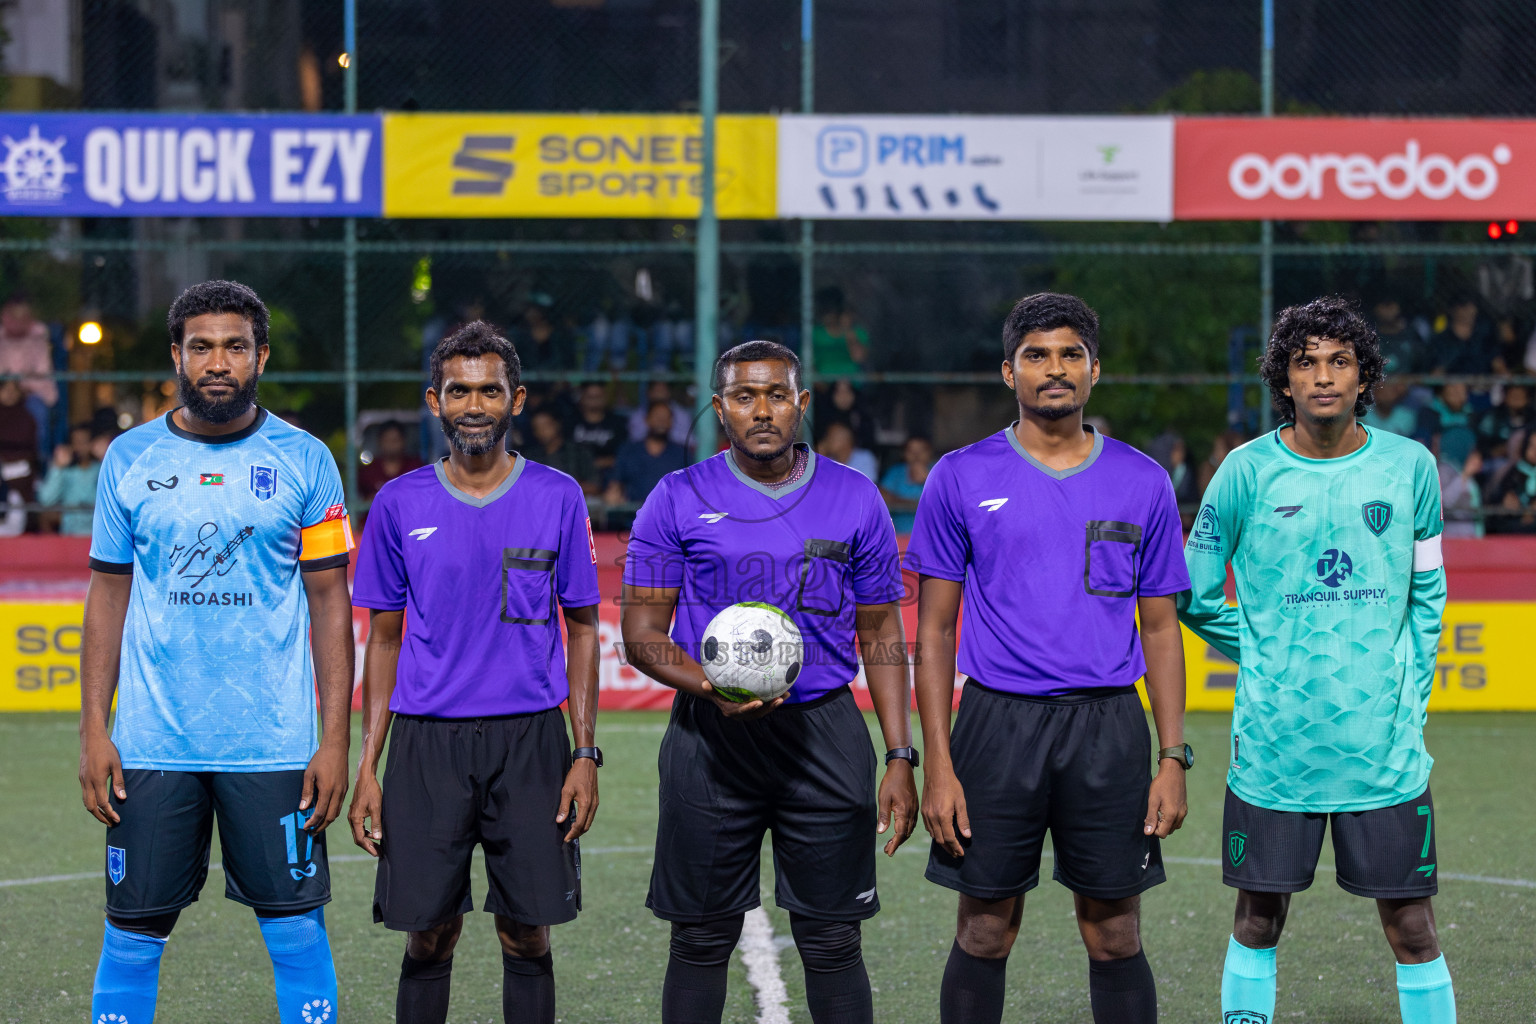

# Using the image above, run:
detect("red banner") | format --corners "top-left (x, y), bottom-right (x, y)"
top-left (1174, 118), bottom-right (1536, 220)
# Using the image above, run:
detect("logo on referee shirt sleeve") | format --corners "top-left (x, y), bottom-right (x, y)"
top-left (587, 517), bottom-right (597, 564)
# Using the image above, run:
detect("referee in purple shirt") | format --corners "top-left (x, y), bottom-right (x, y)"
top-left (905, 294), bottom-right (1192, 1024)
top-left (347, 322), bottom-right (602, 1024)
top-left (621, 340), bottom-right (919, 1024)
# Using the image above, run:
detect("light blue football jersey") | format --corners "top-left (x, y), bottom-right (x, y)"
top-left (90, 409), bottom-right (351, 771)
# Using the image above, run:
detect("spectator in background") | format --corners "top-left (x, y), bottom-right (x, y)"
top-left (815, 420), bottom-right (878, 482)
top-left (38, 422), bottom-right (110, 535)
top-left (1371, 296), bottom-right (1426, 375)
top-left (1438, 449), bottom-right (1483, 539)
top-left (513, 293), bottom-right (577, 371)
top-left (571, 381), bottom-right (628, 475)
top-left (815, 377), bottom-right (878, 450)
top-left (1488, 429), bottom-right (1536, 534)
top-left (0, 292), bottom-right (56, 463)
top-left (1145, 429), bottom-right (1197, 511)
top-left (1198, 429), bottom-right (1247, 496)
top-left (0, 378), bottom-right (38, 504)
top-left (1420, 382), bottom-right (1478, 466)
top-left (879, 435), bottom-right (933, 533)
top-left (811, 286), bottom-right (869, 377)
top-left (1477, 383), bottom-right (1533, 461)
top-left (626, 379), bottom-right (692, 449)
top-left (524, 406), bottom-right (599, 494)
top-left (605, 401), bottom-right (686, 506)
top-left (1362, 379), bottom-right (1419, 437)
top-left (1428, 295), bottom-right (1503, 376)
top-left (358, 420), bottom-right (424, 501)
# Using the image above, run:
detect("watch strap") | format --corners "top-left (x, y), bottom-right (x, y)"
top-left (573, 746), bottom-right (603, 768)
top-left (885, 746), bottom-right (920, 768)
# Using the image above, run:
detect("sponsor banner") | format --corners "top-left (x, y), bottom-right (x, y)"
top-left (777, 115), bottom-right (1174, 221)
top-left (1175, 117), bottom-right (1536, 220)
top-left (381, 113), bottom-right (777, 219)
top-left (0, 113), bottom-right (382, 217)
top-left (1176, 602), bottom-right (1532, 712)
top-left (9, 597), bottom-right (1533, 712)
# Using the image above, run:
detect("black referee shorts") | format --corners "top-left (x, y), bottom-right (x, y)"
top-left (926, 679), bottom-right (1164, 903)
top-left (372, 709), bottom-right (580, 932)
top-left (647, 686), bottom-right (880, 924)
top-left (1223, 785), bottom-right (1439, 899)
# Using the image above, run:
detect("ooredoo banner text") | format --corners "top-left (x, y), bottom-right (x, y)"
top-left (1175, 117), bottom-right (1536, 220)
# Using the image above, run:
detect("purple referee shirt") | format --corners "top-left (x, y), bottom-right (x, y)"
top-left (903, 425), bottom-right (1189, 696)
top-left (352, 456), bottom-right (601, 717)
top-left (622, 444), bottom-right (903, 704)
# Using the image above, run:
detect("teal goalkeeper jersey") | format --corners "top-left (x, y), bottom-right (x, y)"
top-left (1178, 427), bottom-right (1446, 813)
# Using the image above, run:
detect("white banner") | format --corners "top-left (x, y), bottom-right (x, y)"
top-left (776, 115), bottom-right (1174, 221)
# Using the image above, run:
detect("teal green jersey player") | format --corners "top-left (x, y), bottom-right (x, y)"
top-left (1179, 297), bottom-right (1455, 1024)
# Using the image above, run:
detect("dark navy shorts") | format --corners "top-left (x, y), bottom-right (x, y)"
top-left (1222, 785), bottom-right (1438, 898)
top-left (104, 769), bottom-right (330, 918)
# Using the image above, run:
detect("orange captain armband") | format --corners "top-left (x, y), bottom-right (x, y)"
top-left (300, 504), bottom-right (355, 569)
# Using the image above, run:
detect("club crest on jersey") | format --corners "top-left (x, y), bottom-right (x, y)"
top-left (1227, 830), bottom-right (1247, 867)
top-left (250, 465), bottom-right (278, 501)
top-left (107, 845), bottom-right (126, 884)
top-left (1362, 500), bottom-right (1392, 536)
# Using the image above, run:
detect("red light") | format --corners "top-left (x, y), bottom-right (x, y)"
top-left (1508, 220), bottom-right (1520, 234)
top-left (1489, 222), bottom-right (1502, 239)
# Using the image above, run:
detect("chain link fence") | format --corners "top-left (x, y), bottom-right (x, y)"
top-left (4, 1), bottom-right (1536, 532)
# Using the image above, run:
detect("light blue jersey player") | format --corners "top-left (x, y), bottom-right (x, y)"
top-left (78, 281), bottom-right (356, 1024)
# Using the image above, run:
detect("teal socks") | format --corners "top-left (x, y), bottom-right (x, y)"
top-left (1221, 934), bottom-right (1277, 1024)
top-left (1396, 955), bottom-right (1456, 1023)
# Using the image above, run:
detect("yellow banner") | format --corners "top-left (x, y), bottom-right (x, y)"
top-left (4, 600), bottom-right (1533, 712)
top-left (1176, 601), bottom-right (1536, 711)
top-left (1, 603), bottom-right (84, 711)
top-left (382, 113), bottom-right (777, 219)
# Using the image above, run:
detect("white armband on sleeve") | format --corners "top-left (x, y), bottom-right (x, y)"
top-left (1413, 534), bottom-right (1444, 572)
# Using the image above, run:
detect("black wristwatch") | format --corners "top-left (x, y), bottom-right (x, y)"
top-left (885, 746), bottom-right (920, 768)
top-left (573, 746), bottom-right (604, 768)
top-left (1158, 743), bottom-right (1194, 770)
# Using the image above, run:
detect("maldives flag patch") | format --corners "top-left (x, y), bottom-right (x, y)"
top-left (199, 473), bottom-right (224, 486)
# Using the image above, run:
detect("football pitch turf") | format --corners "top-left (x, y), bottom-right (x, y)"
top-left (3, 711), bottom-right (1533, 1023)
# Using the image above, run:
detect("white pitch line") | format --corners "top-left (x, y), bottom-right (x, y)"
top-left (738, 907), bottom-right (790, 1024)
top-left (5, 846), bottom-right (1529, 891)
top-left (0, 845), bottom-right (653, 889)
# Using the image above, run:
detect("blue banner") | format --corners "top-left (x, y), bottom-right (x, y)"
top-left (0, 114), bottom-right (382, 217)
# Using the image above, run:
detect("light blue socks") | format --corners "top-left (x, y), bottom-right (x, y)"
top-left (92, 921), bottom-right (167, 1024)
top-left (257, 907), bottom-right (339, 1024)
top-left (1396, 955), bottom-right (1456, 1023)
top-left (1221, 934), bottom-right (1277, 1024)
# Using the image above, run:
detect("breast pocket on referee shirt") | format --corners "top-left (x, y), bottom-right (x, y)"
top-left (502, 547), bottom-right (558, 625)
top-left (796, 538), bottom-right (852, 617)
top-left (1083, 520), bottom-right (1142, 598)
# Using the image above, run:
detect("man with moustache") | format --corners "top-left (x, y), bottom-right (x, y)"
top-left (80, 280), bottom-right (355, 1023)
top-left (348, 320), bottom-right (601, 1024)
top-left (621, 340), bottom-right (918, 1024)
top-left (907, 292), bottom-right (1190, 1024)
